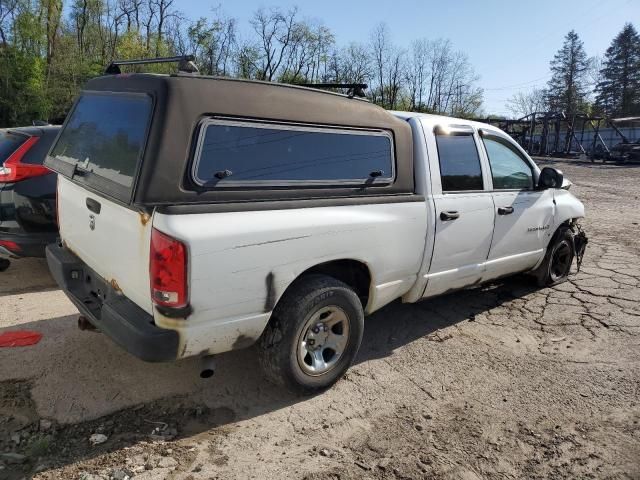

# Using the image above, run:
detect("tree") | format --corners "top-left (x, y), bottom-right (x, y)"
top-left (544, 30), bottom-right (589, 116)
top-left (594, 23), bottom-right (640, 117)
top-left (369, 23), bottom-right (389, 107)
top-left (278, 21), bottom-right (333, 83)
top-left (251, 7), bottom-right (297, 81)
top-left (0, 0), bottom-right (49, 126)
top-left (0, 2), bottom-right (489, 127)
top-left (233, 39), bottom-right (260, 79)
top-left (0, 0), bottom-right (20, 46)
top-left (179, 12), bottom-right (237, 76)
top-left (506, 88), bottom-right (546, 118)
top-left (402, 38), bottom-right (483, 116)
top-left (368, 23), bottom-right (407, 110)
top-left (150, 0), bottom-right (176, 56)
top-left (405, 39), bottom-right (429, 111)
top-left (324, 42), bottom-right (371, 86)
top-left (444, 50), bottom-right (483, 117)
top-left (337, 43), bottom-right (370, 84)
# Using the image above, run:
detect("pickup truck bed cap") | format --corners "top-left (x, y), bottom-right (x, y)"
top-left (73, 74), bottom-right (416, 209)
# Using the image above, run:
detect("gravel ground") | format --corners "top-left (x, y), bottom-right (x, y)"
top-left (0, 159), bottom-right (638, 480)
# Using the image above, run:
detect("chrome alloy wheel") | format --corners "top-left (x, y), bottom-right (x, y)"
top-left (297, 306), bottom-right (350, 376)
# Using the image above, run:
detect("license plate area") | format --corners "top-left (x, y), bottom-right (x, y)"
top-left (69, 268), bottom-right (111, 321)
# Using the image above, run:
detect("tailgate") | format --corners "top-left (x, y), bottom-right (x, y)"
top-left (45, 91), bottom-right (154, 313)
top-left (58, 176), bottom-right (153, 313)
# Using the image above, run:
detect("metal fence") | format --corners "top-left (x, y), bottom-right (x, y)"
top-left (529, 127), bottom-right (639, 155)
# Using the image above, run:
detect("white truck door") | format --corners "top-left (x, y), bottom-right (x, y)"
top-left (478, 132), bottom-right (554, 279)
top-left (421, 124), bottom-right (495, 297)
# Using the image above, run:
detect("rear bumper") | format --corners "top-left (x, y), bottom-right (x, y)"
top-left (0, 232), bottom-right (57, 258)
top-left (46, 242), bottom-right (179, 362)
top-left (0, 174), bottom-right (58, 257)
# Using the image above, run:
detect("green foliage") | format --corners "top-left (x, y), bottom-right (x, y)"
top-left (594, 23), bottom-right (640, 117)
top-left (0, 0), bottom-right (177, 127)
top-left (8, 3), bottom-right (634, 127)
top-left (277, 70), bottom-right (308, 85)
top-left (0, 46), bottom-right (48, 125)
top-left (12, 7), bottom-right (45, 54)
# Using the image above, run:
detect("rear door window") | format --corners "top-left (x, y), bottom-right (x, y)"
top-left (0, 131), bottom-right (27, 162)
top-left (192, 119), bottom-right (394, 186)
top-left (48, 92), bottom-right (152, 202)
top-left (435, 134), bottom-right (484, 191)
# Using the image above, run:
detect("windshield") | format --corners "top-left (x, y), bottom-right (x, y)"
top-left (49, 92), bottom-right (152, 198)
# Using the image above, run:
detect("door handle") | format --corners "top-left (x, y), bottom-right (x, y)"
top-left (498, 206), bottom-right (514, 215)
top-left (440, 210), bottom-right (460, 221)
top-left (86, 197), bottom-right (101, 214)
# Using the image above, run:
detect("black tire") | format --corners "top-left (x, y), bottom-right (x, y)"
top-left (0, 259), bottom-right (10, 272)
top-left (534, 227), bottom-right (575, 287)
top-left (258, 274), bottom-right (364, 395)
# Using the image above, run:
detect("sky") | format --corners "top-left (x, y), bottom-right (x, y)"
top-left (178, 0), bottom-right (639, 116)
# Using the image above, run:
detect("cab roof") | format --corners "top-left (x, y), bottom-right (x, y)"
top-left (390, 111), bottom-right (504, 135)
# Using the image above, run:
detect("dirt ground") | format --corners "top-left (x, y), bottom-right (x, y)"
top-left (0, 159), bottom-right (639, 480)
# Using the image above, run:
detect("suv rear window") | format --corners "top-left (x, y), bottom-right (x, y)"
top-left (0, 131), bottom-right (27, 162)
top-left (192, 119), bottom-right (394, 186)
top-left (49, 92), bottom-right (152, 200)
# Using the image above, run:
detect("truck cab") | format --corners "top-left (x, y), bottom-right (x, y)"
top-left (395, 112), bottom-right (584, 302)
top-left (45, 69), bottom-right (586, 394)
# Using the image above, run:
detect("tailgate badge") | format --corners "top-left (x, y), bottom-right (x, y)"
top-left (89, 214), bottom-right (95, 231)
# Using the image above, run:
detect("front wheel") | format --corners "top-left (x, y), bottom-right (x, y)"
top-left (534, 228), bottom-right (575, 287)
top-left (0, 259), bottom-right (10, 272)
top-left (258, 274), bottom-right (364, 395)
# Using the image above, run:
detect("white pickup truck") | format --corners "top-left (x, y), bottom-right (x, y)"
top-left (45, 67), bottom-right (587, 393)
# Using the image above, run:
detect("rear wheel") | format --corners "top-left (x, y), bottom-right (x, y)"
top-left (258, 274), bottom-right (364, 395)
top-left (535, 228), bottom-right (575, 287)
top-left (0, 259), bottom-right (10, 272)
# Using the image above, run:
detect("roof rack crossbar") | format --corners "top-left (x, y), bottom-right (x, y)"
top-left (105, 55), bottom-right (199, 75)
top-left (298, 83), bottom-right (368, 98)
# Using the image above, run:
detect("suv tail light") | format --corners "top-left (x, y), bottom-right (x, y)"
top-left (150, 228), bottom-right (188, 309)
top-left (0, 136), bottom-right (49, 182)
top-left (0, 240), bottom-right (21, 253)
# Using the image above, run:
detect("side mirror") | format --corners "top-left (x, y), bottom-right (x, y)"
top-left (538, 167), bottom-right (564, 189)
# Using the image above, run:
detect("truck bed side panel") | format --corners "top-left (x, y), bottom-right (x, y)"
top-left (152, 202), bottom-right (427, 357)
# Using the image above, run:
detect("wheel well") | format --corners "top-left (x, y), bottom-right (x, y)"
top-left (549, 219), bottom-right (575, 245)
top-left (297, 260), bottom-right (371, 307)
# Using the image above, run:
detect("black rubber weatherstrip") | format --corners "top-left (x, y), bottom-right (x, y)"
top-left (156, 194), bottom-right (425, 215)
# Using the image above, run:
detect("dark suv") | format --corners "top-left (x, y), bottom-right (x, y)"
top-left (0, 126), bottom-right (60, 271)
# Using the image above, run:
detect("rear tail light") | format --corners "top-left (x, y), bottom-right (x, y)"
top-left (0, 240), bottom-right (21, 253)
top-left (150, 228), bottom-right (188, 309)
top-left (0, 136), bottom-right (50, 182)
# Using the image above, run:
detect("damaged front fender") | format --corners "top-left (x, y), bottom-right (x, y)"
top-left (554, 189), bottom-right (585, 223)
top-left (572, 223), bottom-right (588, 273)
